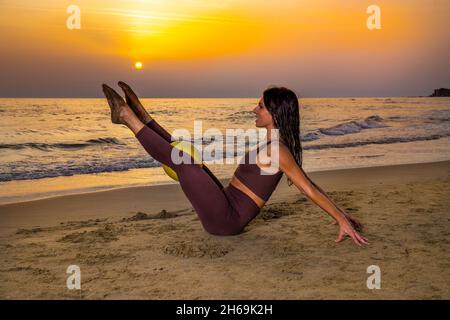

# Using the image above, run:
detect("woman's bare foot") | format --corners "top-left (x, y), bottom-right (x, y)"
top-left (118, 81), bottom-right (152, 124)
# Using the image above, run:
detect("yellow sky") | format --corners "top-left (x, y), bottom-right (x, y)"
top-left (0, 0), bottom-right (448, 97)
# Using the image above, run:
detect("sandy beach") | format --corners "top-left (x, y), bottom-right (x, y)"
top-left (0, 161), bottom-right (449, 299)
top-left (2, 0), bottom-right (449, 303)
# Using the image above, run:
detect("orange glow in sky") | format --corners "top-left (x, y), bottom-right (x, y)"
top-left (0, 0), bottom-right (448, 97)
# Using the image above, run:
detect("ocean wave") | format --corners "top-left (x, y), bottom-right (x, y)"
top-left (427, 110), bottom-right (450, 123)
top-left (428, 117), bottom-right (450, 123)
top-left (302, 132), bottom-right (321, 142)
top-left (226, 110), bottom-right (254, 123)
top-left (387, 116), bottom-right (403, 120)
top-left (318, 115), bottom-right (386, 136)
top-left (299, 115), bottom-right (386, 141)
top-left (2, 131), bottom-right (449, 182)
top-left (383, 98), bottom-right (399, 103)
top-left (304, 132), bottom-right (450, 150)
top-left (0, 137), bottom-right (126, 151)
top-left (0, 157), bottom-right (161, 182)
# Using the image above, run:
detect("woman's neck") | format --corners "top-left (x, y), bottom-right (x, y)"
top-left (264, 127), bottom-right (286, 145)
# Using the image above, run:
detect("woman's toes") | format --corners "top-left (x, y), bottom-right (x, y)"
top-left (102, 84), bottom-right (127, 124)
top-left (118, 81), bottom-right (151, 122)
top-left (118, 81), bottom-right (141, 107)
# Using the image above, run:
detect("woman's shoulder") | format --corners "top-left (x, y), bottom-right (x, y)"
top-left (276, 139), bottom-right (290, 152)
top-left (262, 139), bottom-right (291, 163)
top-left (276, 141), bottom-right (297, 165)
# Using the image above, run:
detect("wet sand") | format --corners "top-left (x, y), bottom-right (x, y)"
top-left (0, 161), bottom-right (449, 299)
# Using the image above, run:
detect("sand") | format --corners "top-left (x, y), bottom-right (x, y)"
top-left (0, 161), bottom-right (449, 299)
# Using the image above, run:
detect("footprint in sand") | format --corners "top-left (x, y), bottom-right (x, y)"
top-left (0, 266), bottom-right (57, 284)
top-left (57, 224), bottom-right (122, 243)
top-left (257, 205), bottom-right (293, 221)
top-left (122, 208), bottom-right (192, 222)
top-left (75, 251), bottom-right (131, 266)
top-left (16, 227), bottom-right (44, 235)
top-left (15, 218), bottom-right (109, 236)
top-left (163, 239), bottom-right (232, 258)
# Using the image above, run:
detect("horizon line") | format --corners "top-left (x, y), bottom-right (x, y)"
top-left (0, 95), bottom-right (434, 99)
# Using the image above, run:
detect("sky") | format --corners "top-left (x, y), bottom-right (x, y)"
top-left (0, 0), bottom-right (449, 98)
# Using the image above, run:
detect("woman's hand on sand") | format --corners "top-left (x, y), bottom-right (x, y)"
top-left (346, 214), bottom-right (363, 231)
top-left (332, 213), bottom-right (362, 231)
top-left (335, 218), bottom-right (369, 246)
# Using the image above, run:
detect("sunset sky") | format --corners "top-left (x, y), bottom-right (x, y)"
top-left (0, 0), bottom-right (449, 97)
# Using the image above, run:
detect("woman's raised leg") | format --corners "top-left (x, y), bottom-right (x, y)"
top-left (118, 81), bottom-right (224, 190)
top-left (103, 84), bottom-right (234, 234)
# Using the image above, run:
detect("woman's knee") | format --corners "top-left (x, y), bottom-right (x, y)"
top-left (173, 163), bottom-right (199, 177)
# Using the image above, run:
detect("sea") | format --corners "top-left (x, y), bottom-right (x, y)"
top-left (0, 97), bottom-right (449, 204)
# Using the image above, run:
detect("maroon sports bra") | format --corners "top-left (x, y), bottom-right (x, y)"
top-left (233, 139), bottom-right (284, 201)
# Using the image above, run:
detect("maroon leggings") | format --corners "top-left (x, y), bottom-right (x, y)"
top-left (136, 119), bottom-right (261, 235)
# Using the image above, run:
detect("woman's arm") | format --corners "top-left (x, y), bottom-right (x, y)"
top-left (278, 146), bottom-right (369, 246)
top-left (305, 177), bottom-right (363, 231)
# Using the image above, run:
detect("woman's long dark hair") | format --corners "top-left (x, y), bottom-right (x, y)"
top-left (263, 86), bottom-right (302, 186)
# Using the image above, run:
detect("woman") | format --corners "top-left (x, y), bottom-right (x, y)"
top-left (102, 82), bottom-right (368, 246)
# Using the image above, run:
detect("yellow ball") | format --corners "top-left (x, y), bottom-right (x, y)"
top-left (163, 140), bottom-right (203, 181)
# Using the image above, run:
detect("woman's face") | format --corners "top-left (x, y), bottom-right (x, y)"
top-left (253, 97), bottom-right (274, 128)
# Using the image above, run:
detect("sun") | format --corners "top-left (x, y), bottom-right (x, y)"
top-left (135, 61), bottom-right (143, 70)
